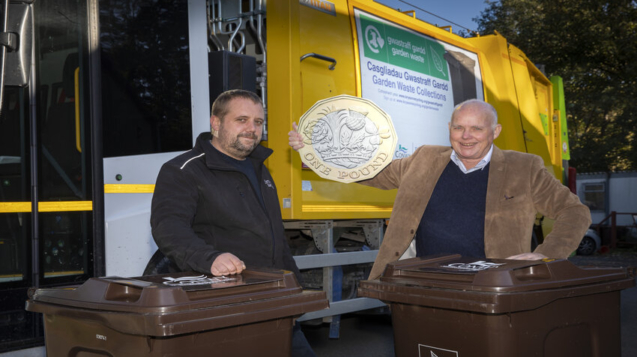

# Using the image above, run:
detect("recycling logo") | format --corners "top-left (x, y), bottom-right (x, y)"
top-left (365, 24), bottom-right (384, 53)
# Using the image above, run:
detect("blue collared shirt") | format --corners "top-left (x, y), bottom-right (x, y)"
top-left (450, 145), bottom-right (494, 174)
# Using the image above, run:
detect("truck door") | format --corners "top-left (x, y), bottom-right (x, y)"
top-left (0, 0), bottom-right (97, 352)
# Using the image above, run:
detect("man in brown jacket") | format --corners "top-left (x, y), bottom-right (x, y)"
top-left (290, 99), bottom-right (591, 280)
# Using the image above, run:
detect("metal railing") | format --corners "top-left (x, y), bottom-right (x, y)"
top-left (595, 211), bottom-right (637, 248)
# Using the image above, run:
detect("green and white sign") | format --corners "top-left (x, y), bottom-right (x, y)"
top-left (360, 14), bottom-right (449, 81)
top-left (355, 10), bottom-right (484, 157)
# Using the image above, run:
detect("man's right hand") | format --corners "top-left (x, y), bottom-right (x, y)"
top-left (211, 253), bottom-right (246, 276)
top-left (288, 122), bottom-right (305, 151)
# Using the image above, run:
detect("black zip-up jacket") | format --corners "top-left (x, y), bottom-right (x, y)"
top-left (150, 132), bottom-right (300, 278)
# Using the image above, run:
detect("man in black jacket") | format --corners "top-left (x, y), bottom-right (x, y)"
top-left (151, 89), bottom-right (313, 356)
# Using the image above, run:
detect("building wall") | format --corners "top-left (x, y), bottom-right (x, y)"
top-left (577, 171), bottom-right (637, 226)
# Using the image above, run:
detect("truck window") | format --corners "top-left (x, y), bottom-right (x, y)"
top-left (100, 0), bottom-right (192, 157)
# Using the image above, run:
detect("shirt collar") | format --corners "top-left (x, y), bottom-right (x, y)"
top-left (450, 144), bottom-right (494, 174)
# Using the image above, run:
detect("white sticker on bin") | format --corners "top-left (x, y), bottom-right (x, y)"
top-left (440, 260), bottom-right (505, 272)
top-left (162, 275), bottom-right (237, 286)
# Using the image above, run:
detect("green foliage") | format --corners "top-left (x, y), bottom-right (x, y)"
top-left (475, 0), bottom-right (637, 172)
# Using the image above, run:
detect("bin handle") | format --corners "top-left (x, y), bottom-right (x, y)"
top-left (300, 53), bottom-right (336, 70)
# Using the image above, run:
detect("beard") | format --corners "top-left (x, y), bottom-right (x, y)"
top-left (216, 129), bottom-right (260, 159)
top-left (230, 132), bottom-right (259, 155)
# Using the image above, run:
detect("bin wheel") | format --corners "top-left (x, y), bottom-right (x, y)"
top-left (143, 249), bottom-right (181, 275)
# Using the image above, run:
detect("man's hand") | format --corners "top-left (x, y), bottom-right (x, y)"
top-left (288, 122), bottom-right (305, 151)
top-left (506, 252), bottom-right (548, 260)
top-left (211, 253), bottom-right (246, 276)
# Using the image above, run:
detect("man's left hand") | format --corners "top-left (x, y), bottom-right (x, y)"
top-left (506, 252), bottom-right (548, 260)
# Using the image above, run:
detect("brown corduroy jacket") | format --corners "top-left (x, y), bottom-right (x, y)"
top-left (361, 145), bottom-right (591, 280)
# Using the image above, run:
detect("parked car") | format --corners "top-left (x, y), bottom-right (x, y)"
top-left (577, 229), bottom-right (602, 255)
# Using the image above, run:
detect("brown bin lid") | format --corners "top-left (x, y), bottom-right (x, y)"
top-left (358, 255), bottom-right (635, 314)
top-left (26, 268), bottom-right (328, 336)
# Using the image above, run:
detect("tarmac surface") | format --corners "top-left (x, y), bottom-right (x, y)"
top-left (302, 250), bottom-right (637, 357)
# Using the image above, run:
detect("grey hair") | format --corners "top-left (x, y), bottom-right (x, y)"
top-left (450, 99), bottom-right (498, 129)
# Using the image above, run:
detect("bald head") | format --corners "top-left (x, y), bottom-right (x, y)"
top-left (451, 99), bottom-right (498, 130)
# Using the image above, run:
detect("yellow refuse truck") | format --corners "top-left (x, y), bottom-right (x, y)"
top-left (0, 1), bottom-right (573, 352)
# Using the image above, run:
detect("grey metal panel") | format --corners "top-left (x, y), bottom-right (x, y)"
top-left (188, 0), bottom-right (212, 143)
top-left (297, 298), bottom-right (386, 321)
top-left (293, 250), bottom-right (378, 269)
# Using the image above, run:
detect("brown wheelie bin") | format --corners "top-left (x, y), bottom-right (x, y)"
top-left (26, 268), bottom-right (328, 356)
top-left (358, 254), bottom-right (635, 357)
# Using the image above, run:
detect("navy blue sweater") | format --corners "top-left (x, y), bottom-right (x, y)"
top-left (415, 161), bottom-right (489, 258)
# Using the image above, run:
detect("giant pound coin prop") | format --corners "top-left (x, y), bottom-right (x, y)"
top-left (298, 95), bottom-right (398, 183)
